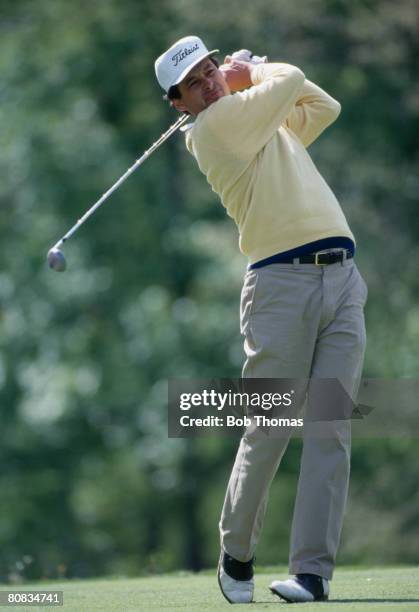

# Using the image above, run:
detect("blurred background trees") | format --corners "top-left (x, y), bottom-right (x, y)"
top-left (1, 0), bottom-right (418, 581)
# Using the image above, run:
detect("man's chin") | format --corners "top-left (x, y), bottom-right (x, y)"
top-left (204, 93), bottom-right (222, 107)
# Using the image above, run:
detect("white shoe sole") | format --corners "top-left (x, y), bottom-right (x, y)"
top-left (270, 587), bottom-right (329, 603)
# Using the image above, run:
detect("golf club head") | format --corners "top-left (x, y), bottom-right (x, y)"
top-left (47, 248), bottom-right (67, 272)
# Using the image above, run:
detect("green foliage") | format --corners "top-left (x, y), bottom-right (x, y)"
top-left (0, 0), bottom-right (418, 581)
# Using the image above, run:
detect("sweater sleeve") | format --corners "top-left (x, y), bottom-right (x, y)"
top-left (284, 79), bottom-right (341, 147)
top-left (206, 63), bottom-right (305, 159)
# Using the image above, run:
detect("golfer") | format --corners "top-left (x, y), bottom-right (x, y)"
top-left (155, 36), bottom-right (367, 604)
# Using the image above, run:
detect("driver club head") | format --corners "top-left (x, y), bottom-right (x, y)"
top-left (47, 248), bottom-right (67, 272)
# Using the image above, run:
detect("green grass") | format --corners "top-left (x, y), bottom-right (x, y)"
top-left (1, 566), bottom-right (418, 611)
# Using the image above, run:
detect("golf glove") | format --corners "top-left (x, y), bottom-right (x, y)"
top-left (231, 49), bottom-right (268, 64)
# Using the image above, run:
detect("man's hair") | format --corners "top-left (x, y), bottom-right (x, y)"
top-left (164, 57), bottom-right (219, 101)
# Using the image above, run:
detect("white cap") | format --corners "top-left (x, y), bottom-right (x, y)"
top-left (155, 35), bottom-right (219, 93)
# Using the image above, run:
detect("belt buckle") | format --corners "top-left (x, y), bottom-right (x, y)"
top-left (315, 251), bottom-right (328, 266)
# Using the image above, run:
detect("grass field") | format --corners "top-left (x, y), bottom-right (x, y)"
top-left (0, 566), bottom-right (418, 611)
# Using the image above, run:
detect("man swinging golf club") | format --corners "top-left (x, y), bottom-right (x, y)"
top-left (155, 36), bottom-right (367, 604)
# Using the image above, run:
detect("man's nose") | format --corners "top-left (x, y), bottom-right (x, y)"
top-left (203, 77), bottom-right (214, 90)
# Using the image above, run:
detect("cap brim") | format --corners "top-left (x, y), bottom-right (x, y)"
top-left (171, 49), bottom-right (219, 89)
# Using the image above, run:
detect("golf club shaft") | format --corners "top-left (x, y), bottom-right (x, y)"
top-left (51, 114), bottom-right (189, 251)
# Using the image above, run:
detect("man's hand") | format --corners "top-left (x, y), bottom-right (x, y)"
top-left (219, 58), bottom-right (255, 92)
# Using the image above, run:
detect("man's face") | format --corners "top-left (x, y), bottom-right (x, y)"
top-left (171, 58), bottom-right (230, 116)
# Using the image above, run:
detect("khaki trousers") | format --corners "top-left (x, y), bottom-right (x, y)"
top-left (219, 258), bottom-right (367, 580)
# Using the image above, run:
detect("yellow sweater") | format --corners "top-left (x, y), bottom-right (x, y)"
top-left (185, 63), bottom-right (355, 264)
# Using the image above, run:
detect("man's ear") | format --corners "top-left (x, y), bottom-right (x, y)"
top-left (171, 98), bottom-right (188, 113)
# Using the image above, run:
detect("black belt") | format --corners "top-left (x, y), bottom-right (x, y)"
top-left (295, 249), bottom-right (353, 265)
top-left (252, 249), bottom-right (353, 269)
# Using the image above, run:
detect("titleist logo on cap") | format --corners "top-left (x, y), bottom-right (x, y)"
top-left (172, 43), bottom-right (199, 67)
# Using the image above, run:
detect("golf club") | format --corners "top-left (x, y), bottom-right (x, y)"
top-left (47, 113), bottom-right (189, 272)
